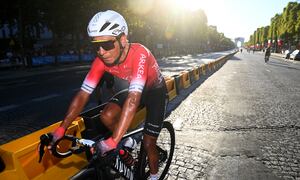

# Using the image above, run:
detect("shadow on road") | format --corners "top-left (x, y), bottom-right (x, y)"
top-left (267, 61), bottom-right (300, 71)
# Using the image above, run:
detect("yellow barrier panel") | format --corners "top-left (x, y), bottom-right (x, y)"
top-left (208, 62), bottom-right (213, 71)
top-left (0, 118), bottom-right (87, 180)
top-left (192, 67), bottom-right (200, 81)
top-left (128, 107), bottom-right (146, 130)
top-left (164, 76), bottom-right (177, 101)
top-left (180, 71), bottom-right (191, 89)
top-left (213, 62), bottom-right (216, 70)
top-left (0, 107), bottom-right (147, 180)
top-left (200, 64), bottom-right (206, 75)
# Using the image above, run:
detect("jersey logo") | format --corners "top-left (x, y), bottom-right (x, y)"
top-left (137, 53), bottom-right (146, 79)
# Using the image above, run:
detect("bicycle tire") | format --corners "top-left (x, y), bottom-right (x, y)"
top-left (138, 121), bottom-right (175, 180)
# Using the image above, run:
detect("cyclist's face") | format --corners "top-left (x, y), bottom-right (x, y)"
top-left (92, 36), bottom-right (120, 65)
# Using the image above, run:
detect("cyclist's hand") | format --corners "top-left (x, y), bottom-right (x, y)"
top-left (47, 127), bottom-right (65, 150)
top-left (95, 137), bottom-right (117, 157)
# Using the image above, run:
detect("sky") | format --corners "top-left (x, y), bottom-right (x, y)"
top-left (174, 0), bottom-right (297, 41)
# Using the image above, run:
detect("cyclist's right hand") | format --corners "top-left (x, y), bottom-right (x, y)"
top-left (47, 127), bottom-right (65, 149)
top-left (94, 137), bottom-right (117, 157)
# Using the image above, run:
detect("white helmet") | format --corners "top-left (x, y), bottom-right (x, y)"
top-left (87, 10), bottom-right (128, 37)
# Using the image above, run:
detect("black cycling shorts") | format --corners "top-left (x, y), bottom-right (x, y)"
top-left (143, 82), bottom-right (168, 137)
top-left (110, 80), bottom-right (168, 138)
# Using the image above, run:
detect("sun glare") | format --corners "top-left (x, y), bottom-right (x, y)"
top-left (173, 0), bottom-right (213, 12)
top-left (173, 0), bottom-right (202, 11)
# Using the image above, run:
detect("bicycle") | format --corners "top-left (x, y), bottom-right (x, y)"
top-left (264, 55), bottom-right (270, 63)
top-left (38, 90), bottom-right (175, 180)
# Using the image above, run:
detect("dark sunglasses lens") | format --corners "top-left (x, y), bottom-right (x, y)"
top-left (93, 41), bottom-right (115, 51)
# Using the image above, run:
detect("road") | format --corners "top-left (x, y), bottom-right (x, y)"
top-left (0, 51), bottom-right (230, 144)
top-left (164, 51), bottom-right (300, 179)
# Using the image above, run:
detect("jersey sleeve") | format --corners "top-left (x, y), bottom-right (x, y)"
top-left (81, 58), bottom-right (104, 94)
top-left (129, 47), bottom-right (149, 93)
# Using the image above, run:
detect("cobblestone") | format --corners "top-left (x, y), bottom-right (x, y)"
top-left (164, 53), bottom-right (300, 179)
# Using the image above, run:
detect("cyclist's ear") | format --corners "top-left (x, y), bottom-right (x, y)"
top-left (119, 34), bottom-right (128, 48)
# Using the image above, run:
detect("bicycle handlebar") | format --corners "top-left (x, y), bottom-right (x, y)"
top-left (52, 135), bottom-right (92, 158)
top-left (38, 134), bottom-right (95, 162)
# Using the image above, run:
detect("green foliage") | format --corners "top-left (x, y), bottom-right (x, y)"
top-left (247, 1), bottom-right (300, 48)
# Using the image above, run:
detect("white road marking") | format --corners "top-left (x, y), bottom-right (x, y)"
top-left (266, 69), bottom-right (271, 72)
top-left (0, 104), bottom-right (19, 112)
top-left (31, 94), bottom-right (60, 102)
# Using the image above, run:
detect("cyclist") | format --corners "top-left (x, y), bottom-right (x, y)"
top-left (265, 46), bottom-right (271, 62)
top-left (50, 10), bottom-right (167, 180)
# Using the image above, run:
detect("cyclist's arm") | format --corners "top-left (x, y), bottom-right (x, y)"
top-left (113, 91), bottom-right (141, 142)
top-left (60, 90), bottom-right (90, 129)
top-left (60, 58), bottom-right (104, 129)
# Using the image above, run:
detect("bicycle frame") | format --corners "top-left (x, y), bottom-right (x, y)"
top-left (111, 127), bottom-right (144, 180)
top-left (68, 127), bottom-right (145, 180)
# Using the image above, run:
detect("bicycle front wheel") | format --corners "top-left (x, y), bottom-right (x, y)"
top-left (139, 121), bottom-right (175, 180)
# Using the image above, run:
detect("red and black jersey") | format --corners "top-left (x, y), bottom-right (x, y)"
top-left (81, 43), bottom-right (164, 94)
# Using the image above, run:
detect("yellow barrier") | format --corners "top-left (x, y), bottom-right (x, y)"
top-left (128, 107), bottom-right (146, 130)
top-left (208, 62), bottom-right (213, 71)
top-left (212, 62), bottom-right (216, 70)
top-left (164, 76), bottom-right (177, 101)
top-left (180, 71), bottom-right (191, 89)
top-left (0, 118), bottom-right (87, 180)
top-left (172, 74), bottom-right (183, 95)
top-left (200, 64), bottom-right (206, 75)
top-left (0, 108), bottom-right (147, 180)
top-left (192, 67), bottom-right (200, 81)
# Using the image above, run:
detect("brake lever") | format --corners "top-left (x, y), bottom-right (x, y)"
top-left (77, 139), bottom-right (95, 147)
top-left (68, 138), bottom-right (95, 154)
top-left (38, 133), bottom-right (53, 163)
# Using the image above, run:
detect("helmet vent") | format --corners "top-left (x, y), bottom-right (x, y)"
top-left (100, 22), bottom-right (111, 32)
top-left (109, 24), bottom-right (119, 30)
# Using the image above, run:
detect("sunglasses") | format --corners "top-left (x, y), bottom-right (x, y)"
top-left (91, 39), bottom-right (116, 51)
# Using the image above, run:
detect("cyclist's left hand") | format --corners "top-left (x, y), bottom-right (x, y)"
top-left (94, 137), bottom-right (117, 157)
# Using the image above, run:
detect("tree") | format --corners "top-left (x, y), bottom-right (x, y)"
top-left (248, 2), bottom-right (300, 50)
